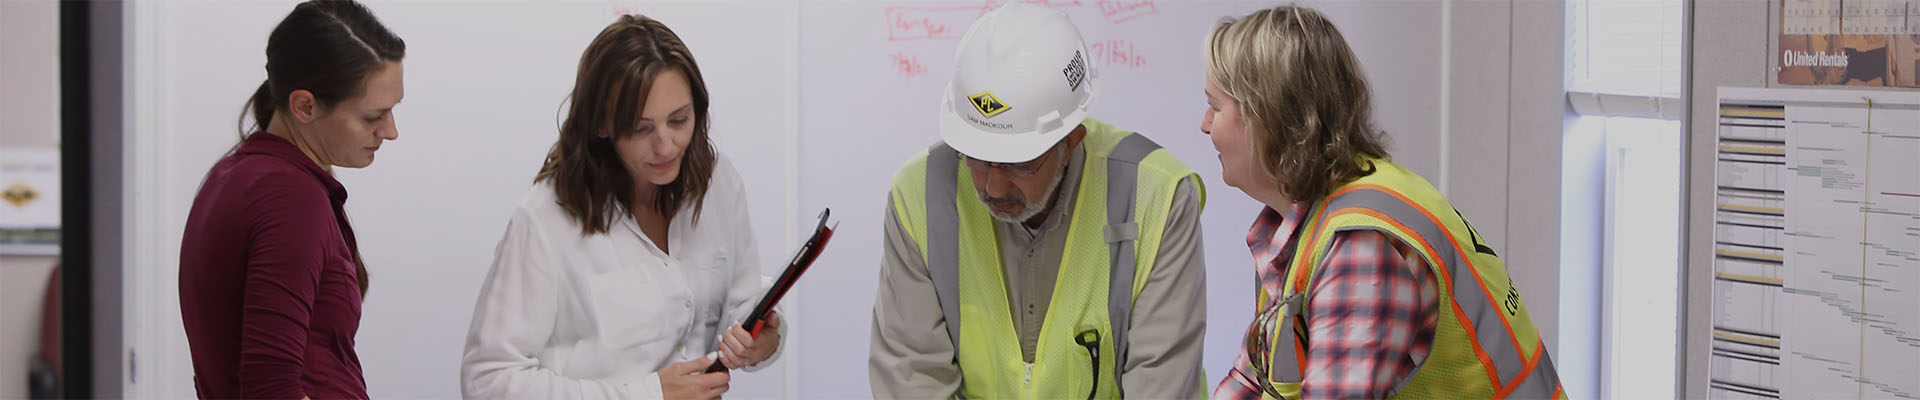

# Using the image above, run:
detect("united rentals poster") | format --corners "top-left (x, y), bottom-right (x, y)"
top-left (1778, 0), bottom-right (1920, 87)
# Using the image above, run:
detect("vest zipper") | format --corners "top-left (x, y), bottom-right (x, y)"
top-left (1024, 362), bottom-right (1035, 399)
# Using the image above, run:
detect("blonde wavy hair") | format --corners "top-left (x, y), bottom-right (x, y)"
top-left (1205, 5), bottom-right (1389, 202)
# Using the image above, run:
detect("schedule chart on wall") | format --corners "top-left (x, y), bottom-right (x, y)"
top-left (1711, 87), bottom-right (1920, 400)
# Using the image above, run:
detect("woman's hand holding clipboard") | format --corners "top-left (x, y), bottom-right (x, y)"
top-left (706, 209), bottom-right (835, 373)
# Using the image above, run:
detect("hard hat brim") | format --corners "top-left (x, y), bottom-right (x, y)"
top-left (938, 93), bottom-right (1085, 164)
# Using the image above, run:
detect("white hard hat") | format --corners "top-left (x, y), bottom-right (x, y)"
top-left (939, 3), bottom-right (1099, 163)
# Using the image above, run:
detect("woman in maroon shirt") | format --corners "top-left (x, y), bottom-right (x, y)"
top-left (178, 1), bottom-right (404, 398)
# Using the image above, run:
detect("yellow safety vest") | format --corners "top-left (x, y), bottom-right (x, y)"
top-left (1256, 158), bottom-right (1565, 399)
top-left (888, 119), bottom-right (1204, 399)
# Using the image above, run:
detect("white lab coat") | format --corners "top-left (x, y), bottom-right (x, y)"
top-left (461, 156), bottom-right (783, 399)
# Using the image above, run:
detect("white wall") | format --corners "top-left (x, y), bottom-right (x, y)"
top-left (0, 1), bottom-right (60, 148)
top-left (1444, 0), bottom-right (1578, 395)
top-left (120, 0), bottom-right (1452, 398)
top-left (0, 1), bottom-right (63, 398)
top-left (1444, 0), bottom-right (1569, 351)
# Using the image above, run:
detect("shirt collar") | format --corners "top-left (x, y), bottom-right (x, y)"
top-left (236, 131), bottom-right (349, 205)
top-left (1246, 204), bottom-right (1309, 250)
top-left (1246, 203), bottom-right (1308, 301)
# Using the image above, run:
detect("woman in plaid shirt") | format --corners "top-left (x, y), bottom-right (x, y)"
top-left (1196, 5), bottom-right (1564, 400)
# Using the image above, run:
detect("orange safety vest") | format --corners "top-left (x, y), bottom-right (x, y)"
top-left (1253, 157), bottom-right (1565, 399)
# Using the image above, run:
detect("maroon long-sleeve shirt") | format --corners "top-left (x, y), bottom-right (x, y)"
top-left (180, 131), bottom-right (367, 399)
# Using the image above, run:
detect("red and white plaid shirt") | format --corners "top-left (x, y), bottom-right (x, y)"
top-left (1215, 205), bottom-right (1439, 400)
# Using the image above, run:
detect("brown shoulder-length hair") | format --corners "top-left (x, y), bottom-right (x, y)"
top-left (1206, 5), bottom-right (1389, 203)
top-left (537, 14), bottom-right (716, 235)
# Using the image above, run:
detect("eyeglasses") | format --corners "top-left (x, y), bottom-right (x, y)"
top-left (1242, 296), bottom-right (1288, 399)
top-left (958, 142), bottom-right (1063, 178)
top-left (962, 155), bottom-right (1048, 177)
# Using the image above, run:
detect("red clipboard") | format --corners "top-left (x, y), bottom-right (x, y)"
top-left (705, 208), bottom-right (835, 373)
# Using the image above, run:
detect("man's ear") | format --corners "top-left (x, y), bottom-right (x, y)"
top-left (288, 89), bottom-right (320, 124)
top-left (1065, 124), bottom-right (1088, 149)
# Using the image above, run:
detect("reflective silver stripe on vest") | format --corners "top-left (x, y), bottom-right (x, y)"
top-left (1103, 132), bottom-right (1161, 391)
top-left (925, 144), bottom-right (965, 354)
top-left (1507, 347), bottom-right (1561, 399)
top-left (1309, 188), bottom-right (1559, 397)
top-left (923, 133), bottom-right (1165, 389)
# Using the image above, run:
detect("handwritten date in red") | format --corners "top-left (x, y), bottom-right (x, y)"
top-left (1090, 39), bottom-right (1147, 69)
top-left (890, 53), bottom-right (930, 78)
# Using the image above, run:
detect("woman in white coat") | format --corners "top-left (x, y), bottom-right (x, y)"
top-left (461, 15), bottom-right (782, 400)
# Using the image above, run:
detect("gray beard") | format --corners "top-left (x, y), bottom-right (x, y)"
top-left (980, 147), bottom-right (1070, 224)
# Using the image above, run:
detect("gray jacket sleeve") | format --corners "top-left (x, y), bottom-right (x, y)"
top-left (1121, 177), bottom-right (1209, 399)
top-left (869, 196), bottom-right (963, 399)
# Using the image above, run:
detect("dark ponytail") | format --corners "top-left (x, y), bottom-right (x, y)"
top-left (239, 81), bottom-right (276, 136)
top-left (238, 0), bottom-right (405, 297)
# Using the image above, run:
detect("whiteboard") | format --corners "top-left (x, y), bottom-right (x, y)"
top-left (124, 0), bottom-right (1444, 398)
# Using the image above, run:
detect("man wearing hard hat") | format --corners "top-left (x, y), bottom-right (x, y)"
top-left (868, 3), bottom-right (1208, 399)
